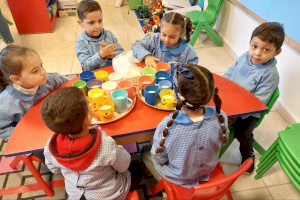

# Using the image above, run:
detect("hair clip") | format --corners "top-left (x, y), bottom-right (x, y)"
top-left (177, 67), bottom-right (193, 79)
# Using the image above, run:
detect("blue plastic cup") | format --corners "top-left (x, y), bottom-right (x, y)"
top-left (80, 70), bottom-right (95, 82)
top-left (155, 71), bottom-right (171, 84)
top-left (157, 79), bottom-right (172, 91)
top-left (143, 85), bottom-right (159, 105)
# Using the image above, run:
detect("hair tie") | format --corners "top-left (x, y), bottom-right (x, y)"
top-left (179, 95), bottom-right (185, 101)
top-left (165, 127), bottom-right (169, 130)
top-left (161, 135), bottom-right (166, 139)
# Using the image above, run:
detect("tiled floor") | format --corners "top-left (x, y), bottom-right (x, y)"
top-left (1, 0), bottom-right (299, 199)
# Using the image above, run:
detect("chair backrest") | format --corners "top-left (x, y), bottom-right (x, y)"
top-left (255, 87), bottom-right (280, 128)
top-left (168, 159), bottom-right (253, 200)
top-left (190, 159), bottom-right (253, 200)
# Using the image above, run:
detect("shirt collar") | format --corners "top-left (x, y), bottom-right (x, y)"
top-left (172, 106), bottom-right (217, 123)
top-left (5, 84), bottom-right (46, 101)
top-left (160, 37), bottom-right (187, 54)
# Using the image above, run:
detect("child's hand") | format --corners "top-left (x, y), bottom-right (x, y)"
top-left (145, 55), bottom-right (159, 68)
top-left (228, 117), bottom-right (237, 125)
top-left (99, 43), bottom-right (117, 59)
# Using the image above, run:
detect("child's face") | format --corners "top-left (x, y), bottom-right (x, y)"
top-left (78, 10), bottom-right (103, 39)
top-left (248, 36), bottom-right (282, 65)
top-left (11, 53), bottom-right (47, 89)
top-left (160, 22), bottom-right (183, 47)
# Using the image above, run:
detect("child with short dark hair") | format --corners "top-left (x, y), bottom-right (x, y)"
top-left (131, 12), bottom-right (198, 68)
top-left (41, 86), bottom-right (134, 200)
top-left (223, 22), bottom-right (285, 174)
top-left (76, 0), bottom-right (124, 71)
top-left (142, 63), bottom-right (228, 187)
top-left (0, 45), bottom-right (68, 139)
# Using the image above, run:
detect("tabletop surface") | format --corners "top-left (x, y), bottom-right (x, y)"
top-left (4, 65), bottom-right (268, 157)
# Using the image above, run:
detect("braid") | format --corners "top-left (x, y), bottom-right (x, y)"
top-left (155, 99), bottom-right (183, 154)
top-left (213, 87), bottom-right (227, 144)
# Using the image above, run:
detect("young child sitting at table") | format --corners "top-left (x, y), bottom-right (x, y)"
top-left (141, 63), bottom-right (229, 187)
top-left (0, 45), bottom-right (68, 140)
top-left (41, 86), bottom-right (145, 200)
top-left (131, 11), bottom-right (198, 68)
top-left (223, 22), bottom-right (285, 174)
top-left (76, 0), bottom-right (124, 71)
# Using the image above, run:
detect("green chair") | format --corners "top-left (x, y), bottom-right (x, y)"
top-left (219, 88), bottom-right (280, 158)
top-left (255, 123), bottom-right (300, 192)
top-left (187, 0), bottom-right (224, 47)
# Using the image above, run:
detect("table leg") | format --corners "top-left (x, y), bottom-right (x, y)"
top-left (9, 155), bottom-right (54, 196)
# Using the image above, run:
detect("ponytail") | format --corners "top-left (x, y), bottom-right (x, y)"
top-left (184, 17), bottom-right (193, 42)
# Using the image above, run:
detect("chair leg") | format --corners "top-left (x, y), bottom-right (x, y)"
top-left (189, 22), bottom-right (203, 46)
top-left (226, 190), bottom-right (233, 200)
top-left (203, 23), bottom-right (223, 46)
top-left (9, 155), bottom-right (54, 196)
top-left (149, 179), bottom-right (164, 196)
top-left (253, 139), bottom-right (266, 155)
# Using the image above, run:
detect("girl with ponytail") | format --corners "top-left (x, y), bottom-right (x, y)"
top-left (141, 63), bottom-right (229, 187)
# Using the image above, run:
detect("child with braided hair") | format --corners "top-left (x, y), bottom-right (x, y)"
top-left (141, 63), bottom-right (229, 188)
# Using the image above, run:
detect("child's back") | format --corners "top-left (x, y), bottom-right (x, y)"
top-left (41, 87), bottom-right (131, 200)
top-left (142, 63), bottom-right (228, 187)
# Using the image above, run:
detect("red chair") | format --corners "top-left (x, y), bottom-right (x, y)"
top-left (125, 190), bottom-right (140, 200)
top-left (149, 158), bottom-right (253, 200)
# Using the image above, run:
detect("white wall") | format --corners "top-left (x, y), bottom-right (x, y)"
top-left (216, 1), bottom-right (300, 123)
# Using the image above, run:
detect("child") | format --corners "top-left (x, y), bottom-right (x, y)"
top-left (223, 22), bottom-right (285, 174)
top-left (0, 45), bottom-right (68, 140)
top-left (0, 9), bottom-right (14, 46)
top-left (76, 0), bottom-right (124, 71)
top-left (41, 86), bottom-right (144, 200)
top-left (142, 63), bottom-right (229, 187)
top-left (131, 12), bottom-right (199, 68)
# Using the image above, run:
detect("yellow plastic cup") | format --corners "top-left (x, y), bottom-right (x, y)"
top-left (94, 70), bottom-right (109, 82)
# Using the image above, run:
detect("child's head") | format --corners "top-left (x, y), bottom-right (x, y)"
top-left (41, 87), bottom-right (92, 136)
top-left (77, 0), bottom-right (103, 39)
top-left (159, 11), bottom-right (193, 47)
top-left (249, 22), bottom-right (285, 65)
top-left (156, 63), bottom-right (227, 153)
top-left (0, 45), bottom-right (46, 92)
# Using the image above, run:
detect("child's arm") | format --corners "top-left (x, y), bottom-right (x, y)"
top-left (223, 61), bottom-right (237, 79)
top-left (109, 31), bottom-right (124, 56)
top-left (131, 34), bottom-right (159, 62)
top-left (0, 113), bottom-right (16, 140)
top-left (111, 144), bottom-right (131, 172)
top-left (253, 70), bottom-right (279, 104)
top-left (76, 38), bottom-right (110, 71)
top-left (44, 139), bottom-right (61, 174)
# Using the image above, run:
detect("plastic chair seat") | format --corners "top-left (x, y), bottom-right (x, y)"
top-left (276, 152), bottom-right (300, 191)
top-left (149, 159), bottom-right (253, 200)
top-left (278, 140), bottom-right (300, 176)
top-left (278, 125), bottom-right (300, 166)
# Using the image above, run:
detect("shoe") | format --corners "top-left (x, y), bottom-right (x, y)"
top-left (243, 158), bottom-right (255, 175)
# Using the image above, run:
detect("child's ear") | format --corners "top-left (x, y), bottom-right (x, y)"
top-left (77, 19), bottom-right (83, 27)
top-left (9, 75), bottom-right (21, 84)
top-left (83, 111), bottom-right (92, 127)
top-left (274, 48), bottom-right (282, 56)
